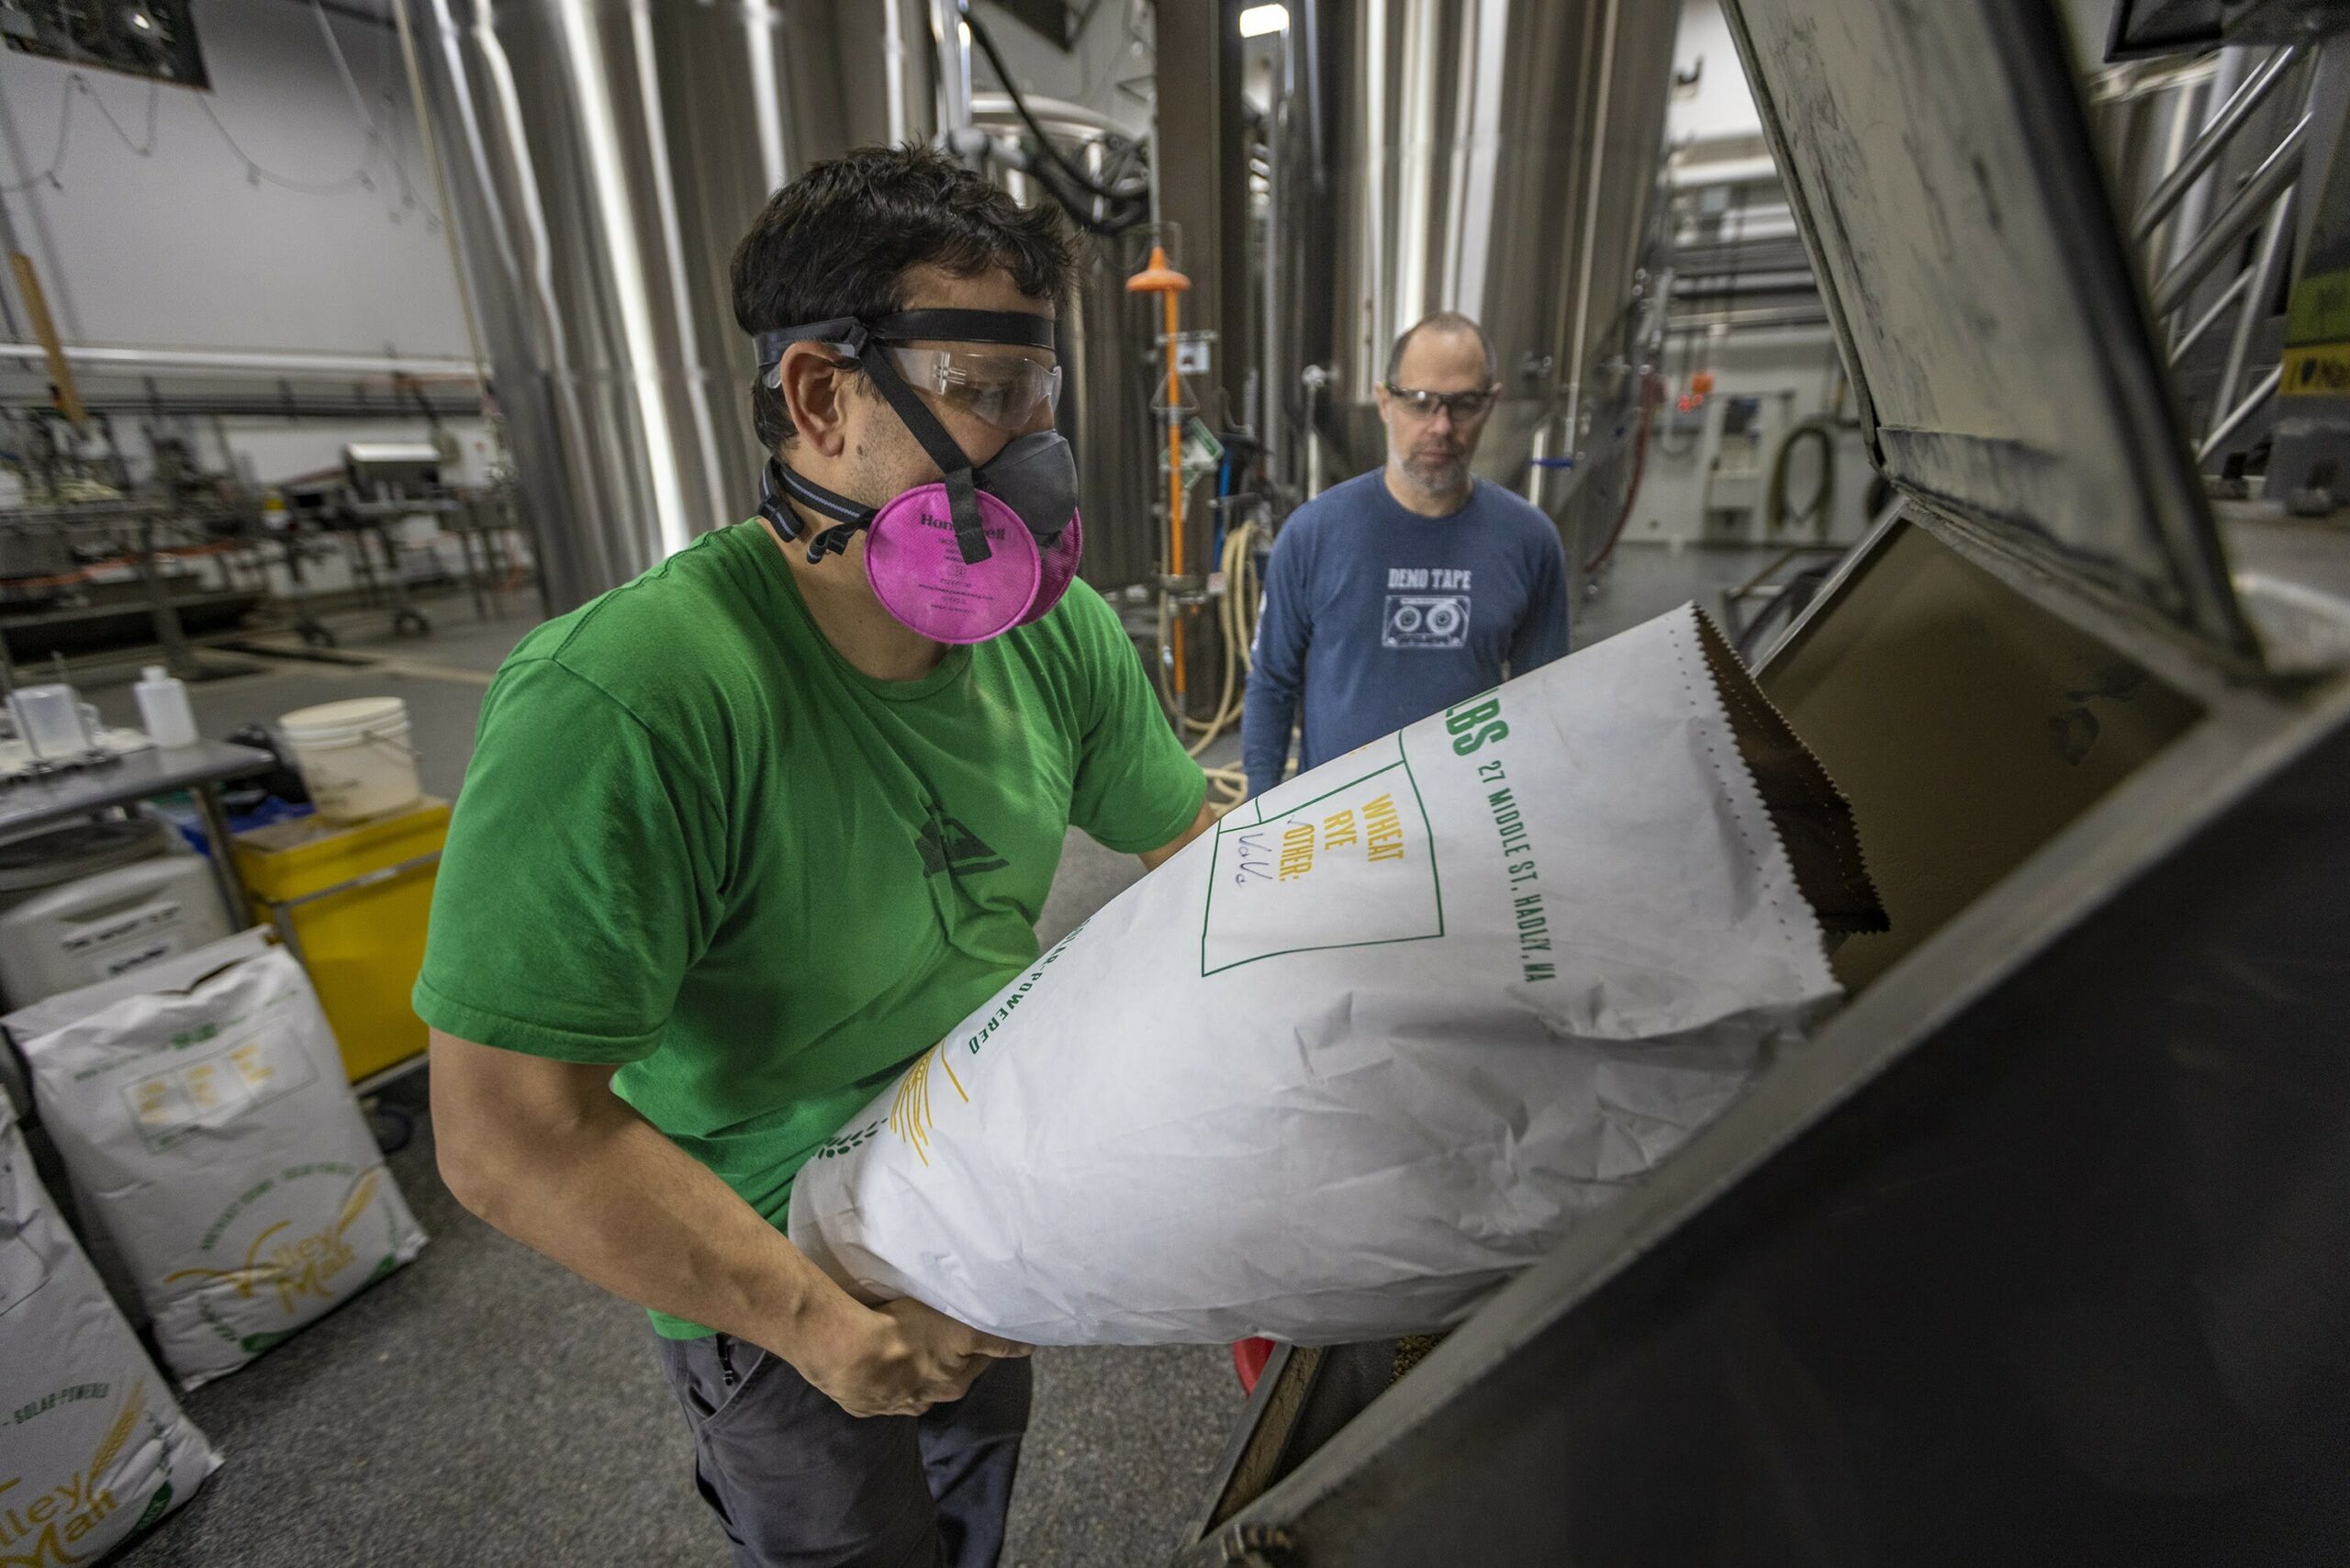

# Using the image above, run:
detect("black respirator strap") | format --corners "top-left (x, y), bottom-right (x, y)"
top-left (855, 339), bottom-right (996, 567)
top-left (755, 309), bottom-right (1058, 567)
top-left (755, 458), bottom-right (801, 542)
top-left (756, 317), bottom-right (859, 371)
top-left (759, 457), bottom-right (879, 564)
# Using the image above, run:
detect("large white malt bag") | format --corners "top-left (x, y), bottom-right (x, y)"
top-left (790, 605), bottom-right (1880, 1346)
top-left (1, 1109), bottom-right (220, 1560)
top-left (19, 936), bottom-right (428, 1388)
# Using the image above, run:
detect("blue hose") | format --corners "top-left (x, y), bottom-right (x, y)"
top-left (1214, 452), bottom-right (1231, 563)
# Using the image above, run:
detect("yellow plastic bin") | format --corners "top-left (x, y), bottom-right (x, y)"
top-left (233, 799), bottom-right (449, 1084)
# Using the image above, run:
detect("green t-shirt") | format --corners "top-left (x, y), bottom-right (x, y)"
top-left (413, 521), bottom-right (1204, 1338)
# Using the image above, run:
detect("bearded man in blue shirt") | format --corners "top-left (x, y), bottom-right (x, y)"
top-left (1243, 311), bottom-right (1572, 797)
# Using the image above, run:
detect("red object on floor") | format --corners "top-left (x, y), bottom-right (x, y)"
top-left (1233, 1337), bottom-right (1275, 1394)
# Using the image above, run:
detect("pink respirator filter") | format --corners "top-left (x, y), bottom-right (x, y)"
top-left (863, 486), bottom-right (1056, 644)
top-left (1020, 510), bottom-right (1083, 628)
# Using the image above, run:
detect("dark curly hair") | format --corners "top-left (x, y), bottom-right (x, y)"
top-left (732, 143), bottom-right (1079, 452)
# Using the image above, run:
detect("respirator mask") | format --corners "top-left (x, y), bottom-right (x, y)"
top-left (755, 309), bottom-right (1083, 644)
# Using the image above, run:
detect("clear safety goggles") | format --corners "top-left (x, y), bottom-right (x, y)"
top-left (766, 344), bottom-right (1062, 433)
top-left (1384, 384), bottom-right (1501, 422)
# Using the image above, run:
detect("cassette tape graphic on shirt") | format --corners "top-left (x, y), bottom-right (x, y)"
top-left (1382, 591), bottom-right (1471, 649)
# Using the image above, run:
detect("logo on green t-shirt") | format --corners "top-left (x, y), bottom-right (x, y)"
top-left (916, 814), bottom-right (1009, 878)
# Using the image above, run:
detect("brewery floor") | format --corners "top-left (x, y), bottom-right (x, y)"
top-left (80, 538), bottom-right (1791, 1567)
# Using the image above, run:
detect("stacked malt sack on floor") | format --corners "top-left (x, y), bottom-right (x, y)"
top-left (1, 1106), bottom-right (220, 1561)
top-left (791, 605), bottom-right (1882, 1346)
top-left (9, 930), bottom-right (428, 1388)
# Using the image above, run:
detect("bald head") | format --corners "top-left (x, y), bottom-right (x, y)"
top-left (1384, 312), bottom-right (1496, 386)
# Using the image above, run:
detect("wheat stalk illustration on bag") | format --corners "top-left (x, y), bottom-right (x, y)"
top-left (888, 1049), bottom-right (968, 1169)
top-left (84, 1381), bottom-right (143, 1484)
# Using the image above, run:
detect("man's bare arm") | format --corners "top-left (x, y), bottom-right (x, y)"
top-left (428, 1029), bottom-right (1025, 1417)
top-left (1138, 793), bottom-right (1218, 872)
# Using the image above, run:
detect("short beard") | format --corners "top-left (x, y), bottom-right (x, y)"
top-left (1396, 451), bottom-right (1469, 498)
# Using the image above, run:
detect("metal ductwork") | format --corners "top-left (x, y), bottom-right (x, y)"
top-left (405, 0), bottom-right (952, 612)
top-left (1276, 0), bottom-right (1677, 554)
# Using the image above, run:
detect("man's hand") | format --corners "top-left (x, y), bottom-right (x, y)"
top-left (795, 1297), bottom-right (1033, 1418)
top-left (431, 1029), bottom-right (1025, 1422)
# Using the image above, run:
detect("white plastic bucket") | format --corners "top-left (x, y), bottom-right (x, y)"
top-left (279, 697), bottom-right (421, 823)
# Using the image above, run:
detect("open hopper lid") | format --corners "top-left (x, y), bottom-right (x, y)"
top-left (1719, 0), bottom-right (2258, 655)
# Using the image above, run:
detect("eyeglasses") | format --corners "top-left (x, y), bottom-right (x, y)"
top-left (1383, 384), bottom-right (1500, 422)
top-left (766, 343), bottom-right (1062, 432)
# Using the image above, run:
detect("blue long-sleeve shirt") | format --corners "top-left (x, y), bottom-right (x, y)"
top-left (1242, 471), bottom-right (1571, 798)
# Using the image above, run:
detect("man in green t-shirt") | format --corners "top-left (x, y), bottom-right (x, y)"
top-left (416, 146), bottom-right (1211, 1568)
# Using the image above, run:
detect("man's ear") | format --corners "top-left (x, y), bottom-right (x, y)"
top-left (778, 344), bottom-right (856, 459)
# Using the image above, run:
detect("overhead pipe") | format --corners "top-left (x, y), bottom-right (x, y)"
top-left (2156, 48), bottom-right (2247, 278)
top-left (2198, 365), bottom-right (2281, 462)
top-left (0, 342), bottom-right (481, 380)
top-left (969, 92), bottom-right (1128, 142)
top-left (1666, 306), bottom-right (1833, 332)
top-left (2212, 190), bottom-right (2296, 425)
top-left (2166, 266), bottom-right (2254, 365)
top-left (1260, 18), bottom-right (1289, 502)
top-left (2133, 45), bottom-right (2302, 241)
top-left (1560, 0), bottom-right (1624, 452)
top-left (0, 389), bottom-right (481, 420)
top-left (932, 0), bottom-right (973, 134)
top-left (2151, 112), bottom-right (2309, 316)
top-left (1298, 0), bottom-right (1326, 196)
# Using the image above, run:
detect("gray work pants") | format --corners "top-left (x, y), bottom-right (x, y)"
top-left (654, 1328), bottom-right (1031, 1568)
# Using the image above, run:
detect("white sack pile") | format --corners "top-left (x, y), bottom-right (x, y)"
top-left (17, 935), bottom-right (428, 1387)
top-left (790, 604), bottom-right (1879, 1346)
top-left (1, 1108), bottom-right (220, 1560)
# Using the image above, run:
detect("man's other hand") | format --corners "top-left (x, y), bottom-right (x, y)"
top-left (799, 1296), bottom-right (1033, 1418)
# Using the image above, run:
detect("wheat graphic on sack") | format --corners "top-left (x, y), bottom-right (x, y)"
top-left (85, 1380), bottom-right (144, 1484)
top-left (334, 1170), bottom-right (379, 1244)
top-left (887, 1050), bottom-right (968, 1168)
top-left (162, 1230), bottom-right (286, 1302)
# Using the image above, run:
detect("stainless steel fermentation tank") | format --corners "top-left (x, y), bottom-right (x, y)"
top-left (1277, 0), bottom-right (1676, 555)
top-left (405, 0), bottom-right (956, 612)
top-left (1057, 230), bottom-right (1160, 595)
top-left (973, 95), bottom-right (1160, 596)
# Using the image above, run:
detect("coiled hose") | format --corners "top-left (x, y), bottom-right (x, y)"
top-left (1766, 416), bottom-right (1839, 540)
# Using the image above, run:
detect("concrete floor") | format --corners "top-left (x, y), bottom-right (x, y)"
top-left (77, 537), bottom-right (1793, 1567)
top-left (1572, 537), bottom-right (1809, 649)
